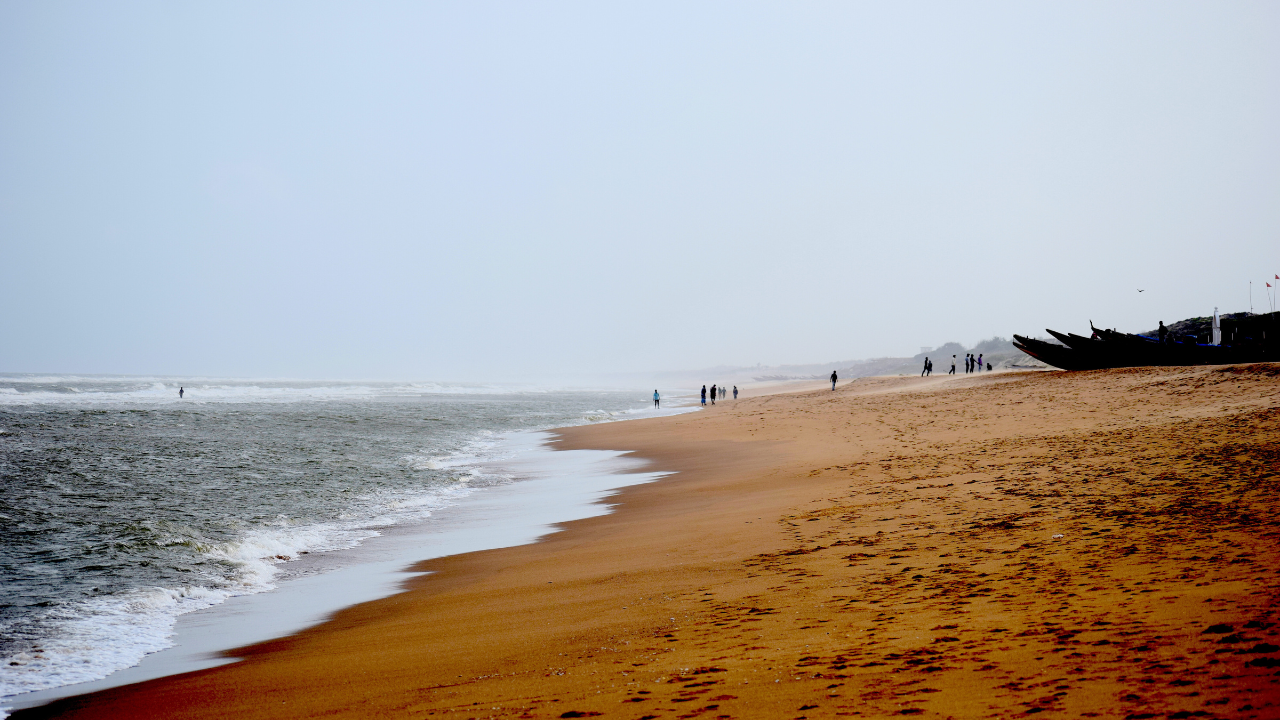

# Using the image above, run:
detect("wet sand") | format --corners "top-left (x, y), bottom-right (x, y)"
top-left (17, 366), bottom-right (1280, 719)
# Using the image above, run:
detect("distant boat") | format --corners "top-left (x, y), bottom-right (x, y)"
top-left (1013, 313), bottom-right (1278, 370)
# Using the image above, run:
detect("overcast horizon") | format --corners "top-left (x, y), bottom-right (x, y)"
top-left (3, 2), bottom-right (1277, 382)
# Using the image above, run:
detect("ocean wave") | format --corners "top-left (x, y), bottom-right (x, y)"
top-left (0, 586), bottom-right (232, 702)
top-left (0, 377), bottom-right (548, 406)
top-left (0, 456), bottom-right (485, 705)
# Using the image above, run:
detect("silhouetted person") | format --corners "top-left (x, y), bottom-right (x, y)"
top-left (986, 362), bottom-right (992, 372)
top-left (701, 385), bottom-right (707, 405)
top-left (830, 370), bottom-right (837, 390)
top-left (926, 359), bottom-right (932, 376)
top-left (179, 387), bottom-right (184, 399)
top-left (733, 386), bottom-right (738, 399)
top-left (653, 390), bottom-right (660, 408)
top-left (922, 357), bottom-right (929, 377)
top-left (710, 384), bottom-right (717, 404)
top-left (1158, 321), bottom-right (1167, 344)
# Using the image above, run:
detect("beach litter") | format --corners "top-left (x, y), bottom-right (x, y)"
top-left (1052, 534), bottom-right (1065, 539)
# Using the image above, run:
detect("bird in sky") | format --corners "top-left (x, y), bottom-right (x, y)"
top-left (1137, 289), bottom-right (1145, 292)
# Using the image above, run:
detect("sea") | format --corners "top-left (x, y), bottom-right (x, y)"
top-left (0, 375), bottom-right (688, 712)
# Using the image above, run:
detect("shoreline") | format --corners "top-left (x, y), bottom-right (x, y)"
top-left (12, 367), bottom-right (1280, 719)
top-left (2, 422), bottom-right (682, 716)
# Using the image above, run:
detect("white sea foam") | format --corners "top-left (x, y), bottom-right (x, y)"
top-left (0, 376), bottom-right (546, 406)
top-left (0, 454), bottom-right (483, 707)
top-left (0, 586), bottom-right (233, 701)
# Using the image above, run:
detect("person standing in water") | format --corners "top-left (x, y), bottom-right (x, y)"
top-left (653, 390), bottom-right (660, 408)
top-left (830, 370), bottom-right (838, 390)
top-left (179, 386), bottom-right (184, 399)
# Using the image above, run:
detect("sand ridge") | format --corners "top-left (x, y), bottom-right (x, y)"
top-left (15, 365), bottom-right (1280, 719)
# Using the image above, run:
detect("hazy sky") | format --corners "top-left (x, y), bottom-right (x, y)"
top-left (2, 2), bottom-right (1277, 381)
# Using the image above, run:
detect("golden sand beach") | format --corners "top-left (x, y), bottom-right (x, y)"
top-left (17, 365), bottom-right (1280, 719)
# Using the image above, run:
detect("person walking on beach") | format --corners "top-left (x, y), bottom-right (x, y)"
top-left (710, 384), bottom-right (717, 405)
top-left (653, 390), bottom-right (660, 408)
top-left (733, 385), bottom-right (738, 399)
top-left (701, 385), bottom-right (707, 405)
top-left (949, 355), bottom-right (956, 375)
top-left (179, 386), bottom-right (184, 399)
top-left (921, 357), bottom-right (929, 377)
top-left (830, 370), bottom-right (838, 390)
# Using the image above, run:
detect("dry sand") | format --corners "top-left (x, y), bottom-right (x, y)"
top-left (17, 366), bottom-right (1280, 719)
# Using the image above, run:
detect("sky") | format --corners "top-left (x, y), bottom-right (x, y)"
top-left (2, 2), bottom-right (1278, 382)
